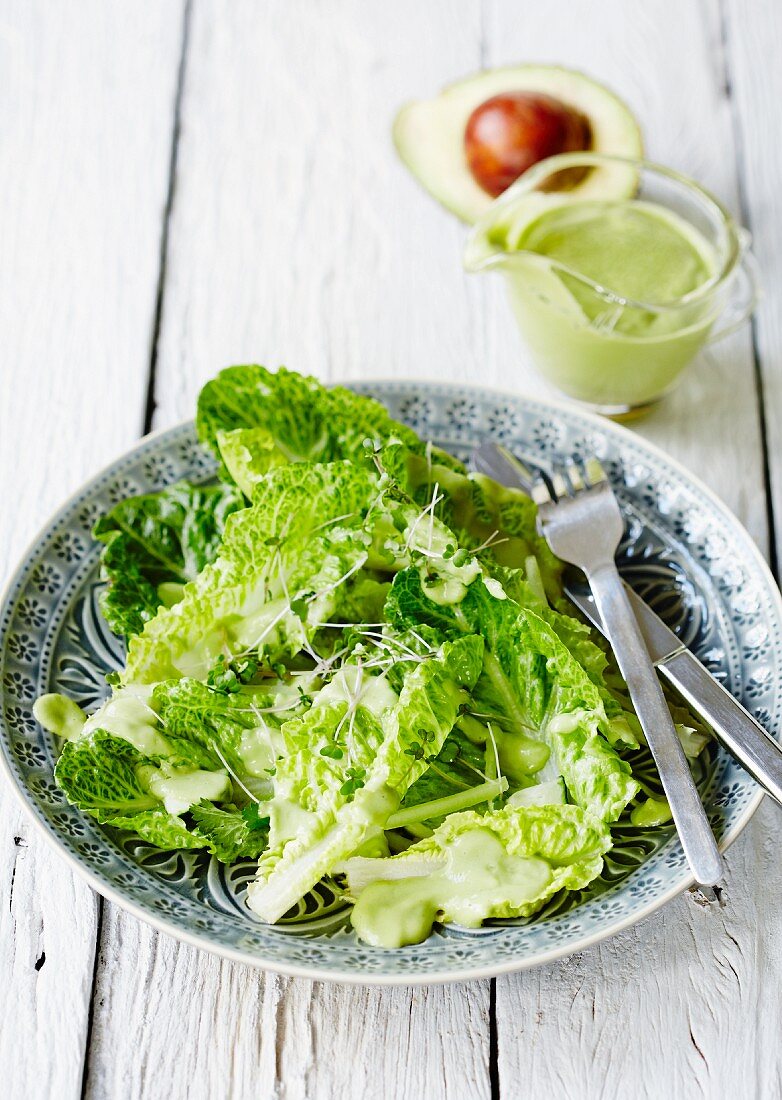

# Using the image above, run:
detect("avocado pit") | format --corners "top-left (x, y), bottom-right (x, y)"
top-left (464, 92), bottom-right (591, 197)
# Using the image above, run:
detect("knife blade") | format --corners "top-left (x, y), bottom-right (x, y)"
top-left (565, 578), bottom-right (782, 808)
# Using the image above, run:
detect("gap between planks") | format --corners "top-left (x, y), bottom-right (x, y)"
top-left (78, 3), bottom-right (193, 1097)
top-left (142, 0), bottom-right (194, 438)
top-left (719, 0), bottom-right (779, 582)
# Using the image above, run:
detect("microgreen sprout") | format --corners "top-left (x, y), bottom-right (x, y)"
top-left (339, 766), bottom-right (366, 798)
top-left (312, 556), bottom-right (366, 598)
top-left (471, 530), bottom-right (509, 554)
top-left (211, 741), bottom-right (261, 805)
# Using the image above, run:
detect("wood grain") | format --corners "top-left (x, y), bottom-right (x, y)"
top-left (725, 0), bottom-right (782, 557)
top-left (151, 0), bottom-right (489, 416)
top-left (0, 2), bottom-right (185, 1097)
top-left (496, 797), bottom-right (782, 1099)
top-left (87, 905), bottom-right (490, 1100)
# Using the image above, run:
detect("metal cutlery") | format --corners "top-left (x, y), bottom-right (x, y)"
top-left (567, 578), bottom-right (782, 808)
top-left (474, 440), bottom-right (782, 803)
top-left (472, 440), bottom-right (724, 885)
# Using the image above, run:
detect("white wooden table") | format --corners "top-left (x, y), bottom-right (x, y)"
top-left (2, 2), bottom-right (781, 1096)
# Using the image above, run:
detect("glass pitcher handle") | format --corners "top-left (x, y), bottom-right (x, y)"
top-left (706, 230), bottom-right (761, 344)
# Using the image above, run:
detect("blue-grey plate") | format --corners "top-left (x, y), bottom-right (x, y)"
top-left (1, 381), bottom-right (780, 984)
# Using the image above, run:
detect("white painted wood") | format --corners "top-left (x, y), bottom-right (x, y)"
top-left (0, 2), bottom-right (185, 1097)
top-left (151, 0), bottom-right (489, 415)
top-left (725, 0), bottom-right (782, 544)
top-left (496, 797), bottom-right (782, 1100)
top-left (86, 905), bottom-right (490, 1100)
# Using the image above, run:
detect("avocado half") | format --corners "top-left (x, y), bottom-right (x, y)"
top-left (393, 65), bottom-right (643, 223)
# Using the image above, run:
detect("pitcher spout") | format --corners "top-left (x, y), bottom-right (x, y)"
top-left (463, 186), bottom-right (556, 274)
top-left (463, 236), bottom-right (513, 273)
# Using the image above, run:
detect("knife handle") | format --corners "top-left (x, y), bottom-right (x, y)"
top-left (587, 564), bottom-right (724, 885)
top-left (660, 649), bottom-right (782, 807)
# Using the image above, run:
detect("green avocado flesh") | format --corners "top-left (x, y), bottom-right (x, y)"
top-left (394, 64), bottom-right (643, 222)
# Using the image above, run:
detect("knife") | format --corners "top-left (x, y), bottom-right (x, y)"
top-left (565, 578), bottom-right (782, 808)
top-left (471, 438), bottom-right (782, 809)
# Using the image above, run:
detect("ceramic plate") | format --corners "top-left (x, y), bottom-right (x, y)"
top-left (2, 381), bottom-right (780, 984)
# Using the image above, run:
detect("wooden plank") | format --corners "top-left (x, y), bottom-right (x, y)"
top-left (725, 0), bottom-right (782, 557)
top-left (0, 2), bottom-right (186, 1097)
top-left (487, 1), bottom-right (779, 1096)
top-left (150, 0), bottom-right (489, 414)
top-left (85, 3), bottom-right (492, 1099)
top-left (88, 905), bottom-right (490, 1100)
top-left (714, 7), bottom-right (782, 1093)
top-left (494, 798), bottom-right (782, 1099)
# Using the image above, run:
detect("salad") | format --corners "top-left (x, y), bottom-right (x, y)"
top-left (33, 366), bottom-right (708, 948)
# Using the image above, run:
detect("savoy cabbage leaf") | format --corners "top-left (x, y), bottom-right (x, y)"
top-left (344, 802), bottom-right (611, 946)
top-left (122, 460), bottom-right (381, 684)
top-left (246, 634), bottom-right (484, 923)
top-left (94, 480), bottom-right (243, 637)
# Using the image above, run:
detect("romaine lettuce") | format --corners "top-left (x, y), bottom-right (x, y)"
top-left (386, 567), bottom-right (638, 821)
top-left (53, 729), bottom-right (222, 855)
top-left (344, 802), bottom-right (611, 947)
top-left (94, 480), bottom-right (244, 637)
top-left (197, 365), bottom-right (422, 475)
top-left (37, 364), bottom-right (709, 940)
top-left (246, 634), bottom-right (484, 923)
top-left (122, 460), bottom-right (381, 684)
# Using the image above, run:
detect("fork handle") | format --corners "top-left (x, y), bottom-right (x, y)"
top-left (586, 561), bottom-right (724, 886)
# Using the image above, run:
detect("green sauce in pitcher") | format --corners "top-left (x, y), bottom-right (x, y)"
top-left (465, 154), bottom-right (756, 418)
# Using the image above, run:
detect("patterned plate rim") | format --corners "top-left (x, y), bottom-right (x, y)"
top-left (0, 378), bottom-right (779, 986)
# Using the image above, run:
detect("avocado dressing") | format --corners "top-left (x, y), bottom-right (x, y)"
top-left (351, 828), bottom-right (552, 948)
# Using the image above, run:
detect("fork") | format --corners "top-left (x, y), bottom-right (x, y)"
top-left (473, 442), bottom-right (723, 886)
top-left (533, 455), bottom-right (723, 885)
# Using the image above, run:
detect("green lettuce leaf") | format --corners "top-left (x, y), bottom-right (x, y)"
top-left (196, 365), bottom-right (422, 475)
top-left (189, 801), bottom-right (269, 862)
top-left (151, 675), bottom-right (310, 782)
top-left (400, 725), bottom-right (495, 815)
top-left (491, 569), bottom-right (641, 751)
top-left (386, 568), bottom-right (638, 821)
top-left (152, 678), bottom-right (263, 773)
top-left (105, 808), bottom-right (208, 851)
top-left (53, 727), bottom-right (268, 862)
top-left (344, 802), bottom-right (611, 947)
top-left (122, 460), bottom-right (381, 685)
top-left (94, 480), bottom-right (244, 637)
top-left (384, 449), bottom-right (562, 600)
top-left (54, 729), bottom-right (160, 815)
top-left (246, 634), bottom-right (484, 923)
top-left (216, 427), bottom-right (289, 496)
top-left (53, 729), bottom-right (210, 849)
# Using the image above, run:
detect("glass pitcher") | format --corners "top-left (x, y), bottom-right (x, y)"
top-left (464, 153), bottom-right (759, 419)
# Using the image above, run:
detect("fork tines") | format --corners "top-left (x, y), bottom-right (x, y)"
top-left (533, 456), bottom-right (608, 504)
